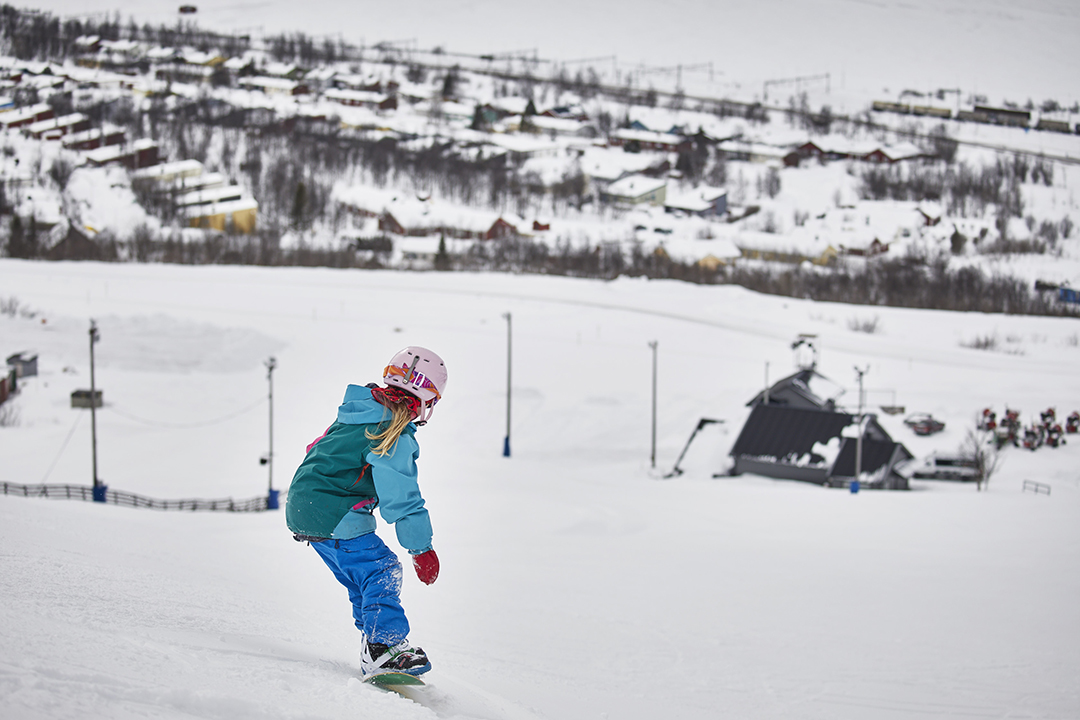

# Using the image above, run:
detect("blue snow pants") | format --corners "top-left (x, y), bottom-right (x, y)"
top-left (311, 533), bottom-right (410, 645)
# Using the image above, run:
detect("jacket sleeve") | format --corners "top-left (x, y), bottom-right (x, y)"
top-left (366, 433), bottom-right (433, 554)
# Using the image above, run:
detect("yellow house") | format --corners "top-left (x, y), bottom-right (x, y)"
top-left (697, 254), bottom-right (731, 272)
top-left (187, 198), bottom-right (258, 234)
top-left (739, 245), bottom-right (837, 266)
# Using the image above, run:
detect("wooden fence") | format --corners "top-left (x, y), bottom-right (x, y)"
top-left (0, 482), bottom-right (273, 512)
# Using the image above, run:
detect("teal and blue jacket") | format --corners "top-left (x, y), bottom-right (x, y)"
top-left (285, 384), bottom-right (433, 554)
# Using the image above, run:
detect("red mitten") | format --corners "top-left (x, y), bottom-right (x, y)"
top-left (412, 549), bottom-right (440, 585)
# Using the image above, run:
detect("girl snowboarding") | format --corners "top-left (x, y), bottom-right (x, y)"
top-left (286, 346), bottom-right (446, 677)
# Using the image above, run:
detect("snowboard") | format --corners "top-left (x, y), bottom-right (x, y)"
top-left (365, 671), bottom-right (427, 689)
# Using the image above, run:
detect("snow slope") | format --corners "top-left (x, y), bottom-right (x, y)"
top-left (1, 259), bottom-right (1079, 719)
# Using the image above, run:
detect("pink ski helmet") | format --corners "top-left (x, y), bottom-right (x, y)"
top-left (382, 346), bottom-right (448, 424)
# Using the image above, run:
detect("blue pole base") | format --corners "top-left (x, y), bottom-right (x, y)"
top-left (850, 480), bottom-right (860, 494)
top-left (267, 489), bottom-right (280, 510)
top-left (502, 437), bottom-right (511, 457)
top-left (92, 484), bottom-right (108, 503)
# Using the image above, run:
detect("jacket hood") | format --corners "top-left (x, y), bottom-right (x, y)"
top-left (337, 384), bottom-right (418, 429)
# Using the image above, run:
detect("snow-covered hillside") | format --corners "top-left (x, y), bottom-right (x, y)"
top-left (1, 259), bottom-right (1079, 719)
top-left (25, 0), bottom-right (1080, 102)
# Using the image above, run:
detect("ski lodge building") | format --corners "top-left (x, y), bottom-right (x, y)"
top-left (728, 356), bottom-right (912, 490)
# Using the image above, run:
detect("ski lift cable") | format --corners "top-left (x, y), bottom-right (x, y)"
top-left (41, 411), bottom-right (84, 484)
top-left (109, 396), bottom-right (267, 429)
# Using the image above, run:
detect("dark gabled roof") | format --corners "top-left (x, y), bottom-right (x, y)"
top-left (746, 368), bottom-right (837, 411)
top-left (831, 438), bottom-right (913, 477)
top-left (730, 405), bottom-right (853, 459)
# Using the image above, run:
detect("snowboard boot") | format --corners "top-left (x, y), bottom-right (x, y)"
top-left (360, 638), bottom-right (431, 677)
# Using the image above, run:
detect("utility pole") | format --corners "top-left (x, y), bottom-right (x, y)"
top-left (649, 340), bottom-right (658, 469)
top-left (265, 357), bottom-right (277, 508)
top-left (503, 312), bottom-right (512, 457)
top-left (854, 365), bottom-right (869, 483)
top-left (764, 361), bottom-right (770, 405)
top-left (89, 319), bottom-right (104, 501)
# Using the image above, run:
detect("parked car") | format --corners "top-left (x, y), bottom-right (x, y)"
top-left (904, 413), bottom-right (945, 435)
top-left (909, 454), bottom-right (980, 481)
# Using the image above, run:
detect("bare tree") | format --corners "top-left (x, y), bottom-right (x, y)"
top-left (962, 424), bottom-right (1002, 491)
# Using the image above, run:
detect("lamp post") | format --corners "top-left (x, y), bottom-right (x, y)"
top-left (649, 340), bottom-right (658, 469)
top-left (854, 365), bottom-right (869, 488)
top-left (502, 312), bottom-right (512, 457)
top-left (89, 319), bottom-right (104, 501)
top-left (265, 357), bottom-right (279, 509)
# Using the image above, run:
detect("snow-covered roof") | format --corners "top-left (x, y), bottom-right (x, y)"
top-left (0, 103), bottom-right (50, 124)
top-left (664, 184), bottom-right (727, 212)
top-left (82, 138), bottom-right (157, 165)
top-left (520, 115), bottom-right (589, 135)
top-left (577, 146), bottom-right (664, 183)
top-left (605, 174), bottom-right (667, 199)
top-left (488, 97), bottom-right (531, 115)
top-left (99, 39), bottom-right (142, 55)
top-left (324, 88), bottom-right (386, 105)
top-left (176, 184), bottom-right (248, 208)
top-left (238, 76), bottom-right (301, 92)
top-left (146, 46), bottom-right (179, 62)
top-left (660, 235), bottom-right (742, 263)
top-left (223, 55), bottom-right (254, 71)
top-left (26, 113), bottom-right (86, 134)
top-left (875, 142), bottom-right (924, 161)
top-left (717, 140), bottom-right (789, 159)
top-left (612, 128), bottom-right (685, 145)
top-left (184, 197), bottom-right (259, 218)
top-left (263, 61), bottom-right (301, 78)
top-left (181, 50), bottom-right (223, 66)
top-left (131, 159), bottom-right (204, 182)
top-left (333, 183), bottom-right (528, 236)
top-left (484, 133), bottom-right (561, 156)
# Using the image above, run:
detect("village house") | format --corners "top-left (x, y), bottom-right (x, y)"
top-left (260, 62), bottom-right (305, 80)
top-left (156, 62), bottom-right (216, 85)
top-left (483, 133), bottom-right (562, 165)
top-left (738, 227), bottom-right (838, 266)
top-left (131, 159), bottom-right (206, 189)
top-left (576, 146), bottom-right (661, 200)
top-left (0, 103), bottom-right (53, 130)
top-left (609, 128), bottom-right (690, 153)
top-left (238, 76), bottom-right (310, 96)
top-left (84, 139), bottom-right (160, 170)
top-left (508, 114), bottom-right (595, 138)
top-left (664, 185), bottom-right (728, 218)
top-left (601, 174), bottom-right (667, 206)
top-left (335, 184), bottom-right (528, 241)
top-left (717, 139), bottom-right (788, 164)
top-left (62, 127), bottom-right (126, 151)
top-left (175, 184), bottom-right (249, 210)
top-left (655, 234), bottom-right (742, 271)
top-left (785, 139), bottom-right (925, 166)
top-left (185, 196), bottom-right (259, 234)
top-left (25, 113), bottom-right (91, 140)
top-left (542, 104), bottom-right (588, 121)
top-left (324, 88), bottom-right (397, 111)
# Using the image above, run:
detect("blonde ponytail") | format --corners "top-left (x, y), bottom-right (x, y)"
top-left (366, 401), bottom-right (414, 456)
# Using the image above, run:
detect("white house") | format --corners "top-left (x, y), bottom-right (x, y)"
top-left (602, 174), bottom-right (667, 206)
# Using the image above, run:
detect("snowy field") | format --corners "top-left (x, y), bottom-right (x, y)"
top-left (1, 259), bottom-right (1079, 719)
